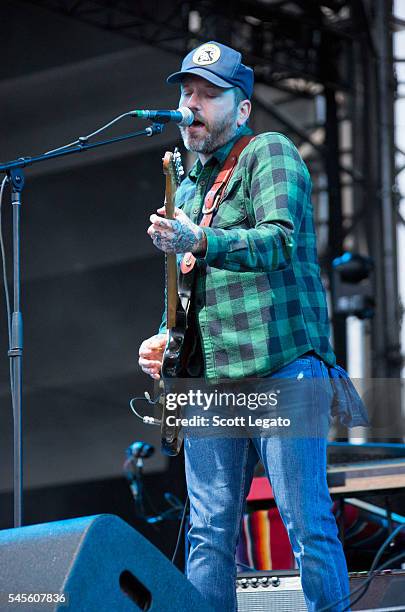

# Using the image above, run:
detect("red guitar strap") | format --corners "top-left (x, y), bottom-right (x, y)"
top-left (180, 134), bottom-right (255, 274)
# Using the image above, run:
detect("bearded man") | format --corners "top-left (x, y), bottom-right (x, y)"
top-left (139, 41), bottom-right (366, 612)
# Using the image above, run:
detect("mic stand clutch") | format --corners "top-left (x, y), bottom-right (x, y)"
top-left (0, 121), bottom-right (165, 528)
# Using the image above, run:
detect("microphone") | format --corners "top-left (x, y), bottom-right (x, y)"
top-left (132, 107), bottom-right (194, 126)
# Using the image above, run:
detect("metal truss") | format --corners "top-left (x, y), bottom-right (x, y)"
top-left (20, 0), bottom-right (189, 53)
top-left (22, 0), bottom-right (355, 92)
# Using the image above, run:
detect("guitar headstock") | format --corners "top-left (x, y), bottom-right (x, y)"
top-left (162, 147), bottom-right (184, 186)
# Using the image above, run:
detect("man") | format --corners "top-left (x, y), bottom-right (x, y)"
top-left (139, 41), bottom-right (361, 611)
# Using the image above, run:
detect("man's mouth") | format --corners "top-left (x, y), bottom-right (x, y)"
top-left (189, 119), bottom-right (206, 129)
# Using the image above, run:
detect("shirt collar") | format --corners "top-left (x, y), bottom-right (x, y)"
top-left (187, 124), bottom-right (253, 183)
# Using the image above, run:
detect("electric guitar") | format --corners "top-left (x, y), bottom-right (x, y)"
top-left (158, 148), bottom-right (189, 456)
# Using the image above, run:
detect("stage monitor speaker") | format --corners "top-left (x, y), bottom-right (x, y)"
top-left (236, 569), bottom-right (405, 611)
top-left (0, 514), bottom-right (213, 612)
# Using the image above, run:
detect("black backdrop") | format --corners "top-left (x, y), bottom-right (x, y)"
top-left (0, 1), bottom-right (187, 564)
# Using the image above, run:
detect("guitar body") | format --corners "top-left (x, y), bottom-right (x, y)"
top-left (161, 310), bottom-right (187, 378)
top-left (159, 338), bottom-right (186, 455)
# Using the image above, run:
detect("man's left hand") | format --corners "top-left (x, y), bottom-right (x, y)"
top-left (148, 206), bottom-right (207, 255)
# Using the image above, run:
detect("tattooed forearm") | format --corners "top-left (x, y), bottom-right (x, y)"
top-left (153, 221), bottom-right (202, 252)
top-left (148, 209), bottom-right (207, 255)
top-left (191, 230), bottom-right (207, 255)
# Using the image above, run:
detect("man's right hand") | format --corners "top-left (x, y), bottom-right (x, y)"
top-left (138, 333), bottom-right (167, 380)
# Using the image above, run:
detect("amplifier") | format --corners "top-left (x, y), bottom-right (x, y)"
top-left (236, 569), bottom-right (405, 612)
top-left (236, 570), bottom-right (306, 612)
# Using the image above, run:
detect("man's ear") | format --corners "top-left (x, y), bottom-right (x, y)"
top-left (237, 99), bottom-right (252, 127)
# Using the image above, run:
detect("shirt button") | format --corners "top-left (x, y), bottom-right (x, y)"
top-left (193, 208), bottom-right (199, 214)
top-left (200, 180), bottom-right (206, 186)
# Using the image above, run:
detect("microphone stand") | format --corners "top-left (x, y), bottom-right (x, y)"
top-left (0, 122), bottom-right (165, 527)
top-left (125, 456), bottom-right (147, 518)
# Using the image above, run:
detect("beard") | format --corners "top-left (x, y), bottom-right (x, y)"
top-left (179, 106), bottom-right (238, 155)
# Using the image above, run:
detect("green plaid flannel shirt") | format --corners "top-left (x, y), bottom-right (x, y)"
top-left (159, 126), bottom-right (336, 380)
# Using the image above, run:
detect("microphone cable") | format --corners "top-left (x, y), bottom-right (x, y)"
top-left (172, 493), bottom-right (189, 565)
top-left (0, 176), bottom-right (11, 341)
top-left (44, 110), bottom-right (140, 155)
top-left (0, 176), bottom-right (14, 395)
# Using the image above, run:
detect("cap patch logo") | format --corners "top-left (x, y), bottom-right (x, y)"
top-left (192, 43), bottom-right (221, 66)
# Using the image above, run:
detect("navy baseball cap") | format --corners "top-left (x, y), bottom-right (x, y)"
top-left (167, 41), bottom-right (254, 99)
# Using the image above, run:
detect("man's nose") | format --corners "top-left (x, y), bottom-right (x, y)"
top-left (184, 92), bottom-right (201, 110)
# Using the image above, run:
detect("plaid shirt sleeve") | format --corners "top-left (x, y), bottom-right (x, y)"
top-left (200, 133), bottom-right (311, 272)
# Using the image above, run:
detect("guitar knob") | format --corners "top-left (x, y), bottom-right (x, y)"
top-left (168, 337), bottom-right (179, 350)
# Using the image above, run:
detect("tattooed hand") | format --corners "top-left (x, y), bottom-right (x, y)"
top-left (147, 206), bottom-right (207, 255)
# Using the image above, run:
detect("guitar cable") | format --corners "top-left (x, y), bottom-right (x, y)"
top-left (129, 392), bottom-right (162, 426)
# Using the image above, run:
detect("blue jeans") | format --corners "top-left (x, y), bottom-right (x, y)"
top-left (184, 355), bottom-right (350, 611)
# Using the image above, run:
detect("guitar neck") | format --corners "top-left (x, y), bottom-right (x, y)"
top-left (164, 168), bottom-right (178, 330)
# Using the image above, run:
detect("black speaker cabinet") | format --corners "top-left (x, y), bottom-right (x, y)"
top-left (350, 570), bottom-right (405, 610)
top-left (236, 569), bottom-right (405, 611)
top-left (0, 514), bottom-right (212, 611)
